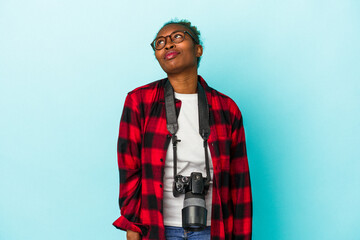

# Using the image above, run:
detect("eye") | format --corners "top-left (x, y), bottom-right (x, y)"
top-left (172, 33), bottom-right (184, 42)
top-left (156, 38), bottom-right (165, 47)
top-left (174, 33), bottom-right (183, 39)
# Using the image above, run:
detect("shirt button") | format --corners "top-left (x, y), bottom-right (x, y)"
top-left (160, 184), bottom-right (163, 188)
top-left (160, 158), bottom-right (163, 162)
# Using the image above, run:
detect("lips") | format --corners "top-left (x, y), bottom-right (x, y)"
top-left (164, 51), bottom-right (179, 60)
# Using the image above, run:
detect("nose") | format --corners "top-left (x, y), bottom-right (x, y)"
top-left (164, 35), bottom-right (175, 50)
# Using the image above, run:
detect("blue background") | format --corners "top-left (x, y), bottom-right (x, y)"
top-left (1, 0), bottom-right (359, 239)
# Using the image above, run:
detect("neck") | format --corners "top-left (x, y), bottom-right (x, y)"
top-left (167, 69), bottom-right (198, 94)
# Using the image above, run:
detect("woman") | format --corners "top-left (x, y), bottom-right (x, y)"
top-left (113, 20), bottom-right (252, 240)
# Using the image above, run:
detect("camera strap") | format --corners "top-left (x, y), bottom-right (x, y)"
top-left (164, 79), bottom-right (211, 188)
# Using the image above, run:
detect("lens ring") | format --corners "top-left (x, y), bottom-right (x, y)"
top-left (155, 37), bottom-right (166, 50)
top-left (171, 31), bottom-right (185, 44)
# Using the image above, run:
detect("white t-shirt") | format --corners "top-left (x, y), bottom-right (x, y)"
top-left (163, 92), bottom-right (213, 227)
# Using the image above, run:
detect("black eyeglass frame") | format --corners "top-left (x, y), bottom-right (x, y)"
top-left (150, 30), bottom-right (199, 51)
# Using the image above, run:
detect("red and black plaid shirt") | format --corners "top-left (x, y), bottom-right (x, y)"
top-left (113, 76), bottom-right (252, 240)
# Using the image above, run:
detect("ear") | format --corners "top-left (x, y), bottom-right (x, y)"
top-left (195, 44), bottom-right (203, 57)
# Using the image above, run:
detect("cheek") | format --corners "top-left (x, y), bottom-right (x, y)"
top-left (155, 52), bottom-right (161, 61)
top-left (182, 44), bottom-right (197, 58)
top-left (182, 49), bottom-right (197, 63)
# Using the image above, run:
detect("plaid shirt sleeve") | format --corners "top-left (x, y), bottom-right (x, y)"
top-left (230, 103), bottom-right (252, 239)
top-left (113, 92), bottom-right (145, 234)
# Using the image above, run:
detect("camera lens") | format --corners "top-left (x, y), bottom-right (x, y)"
top-left (182, 192), bottom-right (207, 231)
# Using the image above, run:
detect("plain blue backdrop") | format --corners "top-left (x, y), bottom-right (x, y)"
top-left (0, 0), bottom-right (359, 239)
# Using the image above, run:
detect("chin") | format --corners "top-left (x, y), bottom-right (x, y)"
top-left (163, 67), bottom-right (184, 75)
top-left (160, 62), bottom-right (196, 75)
top-left (160, 63), bottom-right (181, 74)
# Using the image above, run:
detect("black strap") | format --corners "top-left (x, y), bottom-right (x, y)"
top-left (198, 82), bottom-right (211, 186)
top-left (165, 80), bottom-right (178, 135)
top-left (164, 79), bottom-right (211, 187)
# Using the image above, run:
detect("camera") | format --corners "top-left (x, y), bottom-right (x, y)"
top-left (173, 172), bottom-right (209, 231)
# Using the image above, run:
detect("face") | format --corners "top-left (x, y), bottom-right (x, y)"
top-left (154, 24), bottom-right (203, 74)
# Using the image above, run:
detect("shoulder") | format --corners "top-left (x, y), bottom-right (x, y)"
top-left (125, 79), bottom-right (166, 112)
top-left (125, 78), bottom-right (165, 105)
top-left (200, 75), bottom-right (242, 117)
top-left (128, 79), bottom-right (164, 96)
top-left (208, 86), bottom-right (242, 118)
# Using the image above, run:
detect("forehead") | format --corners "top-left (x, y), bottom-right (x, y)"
top-left (156, 24), bottom-right (188, 38)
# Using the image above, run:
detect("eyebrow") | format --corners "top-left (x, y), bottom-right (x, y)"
top-left (156, 30), bottom-right (184, 39)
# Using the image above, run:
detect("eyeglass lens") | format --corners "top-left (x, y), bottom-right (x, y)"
top-left (154, 32), bottom-right (185, 50)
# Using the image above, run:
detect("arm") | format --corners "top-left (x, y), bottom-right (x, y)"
top-left (230, 106), bottom-right (252, 239)
top-left (113, 92), bottom-right (145, 236)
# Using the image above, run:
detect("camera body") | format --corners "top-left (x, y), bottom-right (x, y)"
top-left (173, 172), bottom-right (209, 231)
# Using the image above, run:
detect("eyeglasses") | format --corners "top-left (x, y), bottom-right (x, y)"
top-left (150, 30), bottom-right (199, 51)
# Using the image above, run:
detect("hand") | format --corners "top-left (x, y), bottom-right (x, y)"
top-left (127, 230), bottom-right (141, 240)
